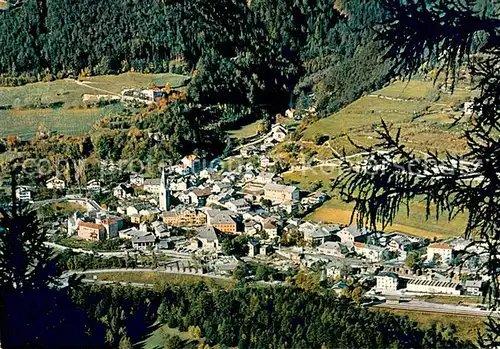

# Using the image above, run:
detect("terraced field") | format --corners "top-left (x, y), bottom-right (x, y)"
top-left (302, 79), bottom-right (475, 155)
top-left (0, 72), bottom-right (188, 138)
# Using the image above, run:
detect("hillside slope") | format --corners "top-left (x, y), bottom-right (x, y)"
top-left (280, 78), bottom-right (474, 239)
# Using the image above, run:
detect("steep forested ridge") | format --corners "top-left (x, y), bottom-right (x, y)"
top-left (0, 0), bottom-right (392, 115)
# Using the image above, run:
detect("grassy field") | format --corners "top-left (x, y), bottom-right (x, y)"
top-left (81, 72), bottom-right (189, 94)
top-left (415, 295), bottom-right (483, 305)
top-left (305, 197), bottom-right (467, 239)
top-left (301, 79), bottom-right (472, 155)
top-left (92, 271), bottom-right (237, 289)
top-left (0, 73), bottom-right (188, 138)
top-left (142, 325), bottom-right (208, 349)
top-left (0, 104), bottom-right (124, 138)
top-left (228, 120), bottom-right (262, 139)
top-left (376, 308), bottom-right (485, 343)
top-left (283, 165), bottom-right (467, 239)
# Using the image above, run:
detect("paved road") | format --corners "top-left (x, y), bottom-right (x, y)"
top-left (373, 300), bottom-right (499, 318)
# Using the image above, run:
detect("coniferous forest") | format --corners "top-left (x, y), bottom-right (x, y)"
top-left (0, 0), bottom-right (391, 115)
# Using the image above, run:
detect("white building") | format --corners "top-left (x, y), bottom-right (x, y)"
top-left (375, 272), bottom-right (400, 291)
top-left (317, 242), bottom-right (345, 258)
top-left (143, 178), bottom-right (161, 194)
top-left (46, 177), bottom-right (66, 190)
top-left (427, 243), bottom-right (453, 264)
top-left (263, 183), bottom-right (299, 203)
top-left (406, 278), bottom-right (461, 295)
top-left (336, 226), bottom-right (370, 245)
top-left (354, 242), bottom-right (384, 262)
top-left (225, 199), bottom-right (251, 213)
top-left (15, 186), bottom-right (31, 202)
top-left (130, 174), bottom-right (145, 186)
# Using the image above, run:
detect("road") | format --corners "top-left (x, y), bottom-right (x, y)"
top-left (373, 300), bottom-right (499, 318)
top-left (64, 268), bottom-right (233, 281)
top-left (35, 195), bottom-right (102, 211)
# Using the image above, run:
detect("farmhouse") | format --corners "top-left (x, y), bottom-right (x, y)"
top-left (46, 177), bottom-right (66, 190)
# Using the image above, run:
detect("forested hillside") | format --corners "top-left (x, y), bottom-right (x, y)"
top-left (0, 0), bottom-right (392, 115)
top-left (4, 282), bottom-right (473, 348)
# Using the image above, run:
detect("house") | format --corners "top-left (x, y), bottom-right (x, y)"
top-left (388, 235), bottom-right (413, 255)
top-left (151, 221), bottom-right (169, 237)
top-left (243, 219), bottom-right (262, 235)
top-left (101, 218), bottom-right (119, 239)
top-left (464, 101), bottom-right (474, 115)
top-left (143, 178), bottom-right (161, 194)
top-left (141, 88), bottom-right (163, 102)
top-left (262, 218), bottom-right (280, 239)
top-left (270, 124), bottom-right (287, 142)
top-left (255, 172), bottom-right (277, 184)
top-left (260, 156), bottom-right (271, 169)
top-left (199, 169), bottom-right (214, 180)
top-left (162, 209), bottom-right (207, 227)
top-left (317, 242), bottom-right (346, 258)
top-left (132, 234), bottom-right (156, 250)
top-left (130, 173), bottom-right (144, 186)
top-left (212, 213), bottom-right (239, 234)
top-left (285, 108), bottom-right (295, 119)
top-left (212, 182), bottom-right (232, 194)
top-left (15, 186), bottom-right (31, 202)
top-left (225, 199), bottom-right (251, 213)
top-left (191, 226), bottom-right (221, 252)
top-left (375, 272), bottom-right (400, 291)
top-left (248, 240), bottom-right (261, 257)
top-left (180, 154), bottom-right (201, 173)
top-left (86, 179), bottom-right (101, 192)
top-left (260, 244), bottom-right (274, 256)
top-left (46, 177), bottom-right (66, 190)
top-left (113, 184), bottom-right (131, 199)
top-left (464, 280), bottom-right (484, 296)
top-left (336, 226), bottom-right (370, 245)
top-left (243, 169), bottom-right (258, 182)
top-left (300, 223), bottom-right (336, 246)
top-left (263, 183), bottom-right (299, 203)
top-left (170, 177), bottom-right (190, 192)
top-left (354, 242), bottom-right (384, 262)
top-left (126, 203), bottom-right (150, 217)
top-left (271, 201), bottom-right (298, 215)
top-left (77, 222), bottom-right (106, 241)
top-left (188, 187), bottom-right (212, 206)
top-left (427, 243), bottom-right (453, 264)
top-left (406, 278), bottom-right (461, 295)
top-left (119, 227), bottom-right (149, 240)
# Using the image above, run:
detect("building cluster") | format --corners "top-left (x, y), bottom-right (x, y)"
top-left (56, 120), bottom-right (492, 299)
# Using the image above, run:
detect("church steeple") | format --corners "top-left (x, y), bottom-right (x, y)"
top-left (159, 168), bottom-right (170, 211)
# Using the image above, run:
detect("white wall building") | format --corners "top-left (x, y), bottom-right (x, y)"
top-left (427, 243), bottom-right (453, 264)
top-left (406, 278), bottom-right (461, 295)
